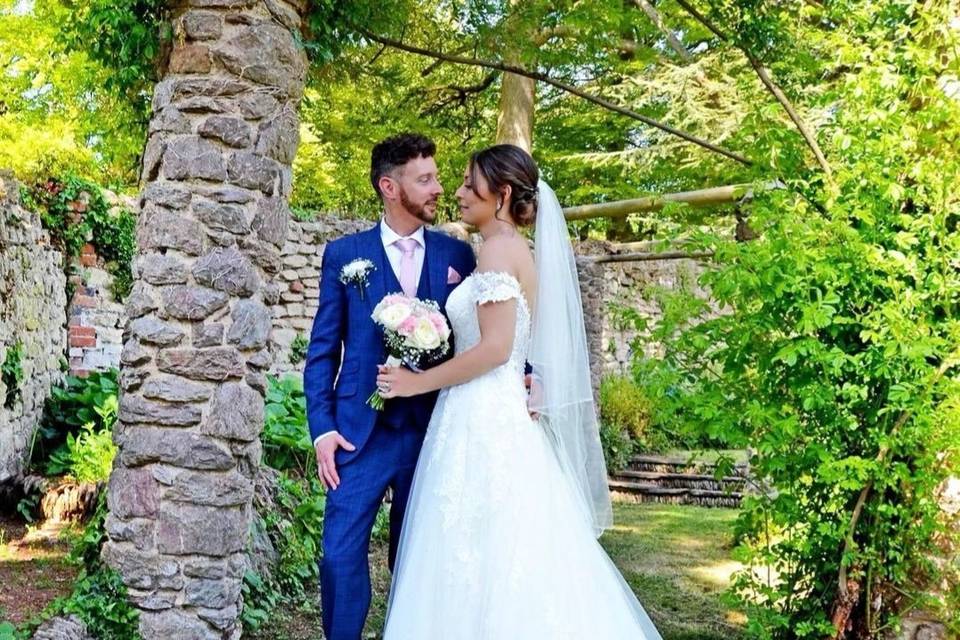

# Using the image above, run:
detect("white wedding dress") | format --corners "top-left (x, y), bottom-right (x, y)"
top-left (383, 271), bottom-right (662, 639)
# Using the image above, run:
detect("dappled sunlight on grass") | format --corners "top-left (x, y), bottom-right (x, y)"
top-left (0, 515), bottom-right (77, 625)
top-left (601, 503), bottom-right (747, 640)
top-left (691, 560), bottom-right (744, 588)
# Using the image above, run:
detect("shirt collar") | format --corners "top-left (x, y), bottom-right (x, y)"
top-left (380, 217), bottom-right (425, 247)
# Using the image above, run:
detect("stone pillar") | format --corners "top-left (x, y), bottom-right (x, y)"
top-left (102, 1), bottom-right (309, 637)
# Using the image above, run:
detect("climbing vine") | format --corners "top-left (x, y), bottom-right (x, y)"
top-left (23, 176), bottom-right (136, 301)
top-left (1, 340), bottom-right (24, 409)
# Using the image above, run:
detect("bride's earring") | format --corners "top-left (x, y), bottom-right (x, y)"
top-left (496, 199), bottom-right (503, 212)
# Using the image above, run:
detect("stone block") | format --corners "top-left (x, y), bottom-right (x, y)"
top-left (157, 503), bottom-right (247, 556)
top-left (156, 346), bottom-right (246, 381)
top-left (161, 285), bottom-right (230, 321)
top-left (201, 382), bottom-right (263, 442)
top-left (192, 246), bottom-right (260, 297)
top-left (226, 299), bottom-right (271, 350)
top-left (117, 427), bottom-right (235, 470)
top-left (119, 395), bottom-right (203, 427)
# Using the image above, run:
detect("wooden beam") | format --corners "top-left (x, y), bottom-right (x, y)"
top-left (563, 183), bottom-right (751, 221)
top-left (606, 239), bottom-right (694, 252)
top-left (578, 250), bottom-right (714, 264)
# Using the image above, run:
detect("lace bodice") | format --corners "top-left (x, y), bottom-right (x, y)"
top-left (445, 271), bottom-right (531, 375)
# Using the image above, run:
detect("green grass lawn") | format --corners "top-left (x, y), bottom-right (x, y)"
top-left (252, 502), bottom-right (744, 640)
top-left (601, 502), bottom-right (746, 640)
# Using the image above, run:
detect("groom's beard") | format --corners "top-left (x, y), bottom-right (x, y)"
top-left (400, 187), bottom-right (438, 224)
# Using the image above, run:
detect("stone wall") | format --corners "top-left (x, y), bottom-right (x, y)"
top-left (266, 226), bottom-right (707, 388)
top-left (0, 190), bottom-right (707, 393)
top-left (0, 173), bottom-right (67, 484)
top-left (579, 243), bottom-right (709, 376)
top-left (67, 256), bottom-right (125, 376)
top-left (26, 202), bottom-right (706, 394)
top-left (270, 216), bottom-right (369, 373)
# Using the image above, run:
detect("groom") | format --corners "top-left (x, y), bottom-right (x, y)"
top-left (303, 133), bottom-right (476, 640)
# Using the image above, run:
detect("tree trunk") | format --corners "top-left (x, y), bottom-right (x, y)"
top-left (495, 71), bottom-right (535, 151)
top-left (102, 0), bottom-right (309, 637)
top-left (495, 0), bottom-right (536, 151)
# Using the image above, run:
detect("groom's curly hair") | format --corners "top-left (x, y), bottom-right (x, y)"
top-left (370, 133), bottom-right (437, 197)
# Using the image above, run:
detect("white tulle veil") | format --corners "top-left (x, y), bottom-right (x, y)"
top-left (528, 180), bottom-right (613, 537)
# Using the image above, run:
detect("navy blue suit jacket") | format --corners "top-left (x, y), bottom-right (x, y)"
top-left (304, 224), bottom-right (476, 464)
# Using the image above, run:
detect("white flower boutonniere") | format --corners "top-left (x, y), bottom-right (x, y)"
top-left (339, 259), bottom-right (376, 299)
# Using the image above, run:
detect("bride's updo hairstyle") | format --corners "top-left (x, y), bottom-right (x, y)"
top-left (468, 144), bottom-right (540, 227)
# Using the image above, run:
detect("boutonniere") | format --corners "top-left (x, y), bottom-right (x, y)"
top-left (339, 259), bottom-right (376, 299)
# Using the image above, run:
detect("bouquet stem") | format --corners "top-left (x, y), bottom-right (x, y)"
top-left (366, 355), bottom-right (403, 410)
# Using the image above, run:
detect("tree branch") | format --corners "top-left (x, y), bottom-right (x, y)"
top-left (632, 0), bottom-right (693, 62)
top-left (419, 43), bottom-right (475, 77)
top-left (534, 24), bottom-right (639, 57)
top-left (360, 30), bottom-right (752, 166)
top-left (672, 0), bottom-right (833, 179)
top-left (420, 72), bottom-right (499, 115)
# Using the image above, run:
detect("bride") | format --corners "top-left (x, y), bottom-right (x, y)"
top-left (375, 144), bottom-right (662, 639)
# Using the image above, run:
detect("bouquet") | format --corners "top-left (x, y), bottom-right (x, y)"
top-left (367, 293), bottom-right (452, 410)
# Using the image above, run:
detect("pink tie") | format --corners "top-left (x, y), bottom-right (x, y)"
top-left (394, 237), bottom-right (420, 297)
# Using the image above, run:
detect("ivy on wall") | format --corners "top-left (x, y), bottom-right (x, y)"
top-left (22, 176), bottom-right (136, 301)
top-left (1, 340), bottom-right (24, 409)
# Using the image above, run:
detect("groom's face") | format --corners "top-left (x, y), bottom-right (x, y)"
top-left (394, 155), bottom-right (443, 223)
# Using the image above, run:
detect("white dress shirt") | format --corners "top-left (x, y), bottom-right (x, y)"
top-left (313, 219), bottom-right (426, 447)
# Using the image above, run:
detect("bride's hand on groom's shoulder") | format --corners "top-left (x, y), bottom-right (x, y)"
top-left (376, 365), bottom-right (425, 399)
top-left (314, 432), bottom-right (356, 491)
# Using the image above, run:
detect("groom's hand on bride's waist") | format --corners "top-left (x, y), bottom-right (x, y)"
top-left (314, 431), bottom-right (356, 491)
top-left (525, 374), bottom-right (542, 420)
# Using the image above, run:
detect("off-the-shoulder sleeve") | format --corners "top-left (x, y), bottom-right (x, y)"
top-left (472, 271), bottom-right (522, 306)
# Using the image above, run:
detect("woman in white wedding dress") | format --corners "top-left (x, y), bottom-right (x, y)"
top-left (375, 145), bottom-right (662, 639)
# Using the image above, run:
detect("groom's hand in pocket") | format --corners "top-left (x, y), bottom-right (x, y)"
top-left (315, 432), bottom-right (356, 491)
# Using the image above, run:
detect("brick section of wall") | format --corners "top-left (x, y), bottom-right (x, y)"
top-left (64, 194), bottom-right (135, 377)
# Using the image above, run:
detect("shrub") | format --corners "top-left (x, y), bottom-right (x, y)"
top-left (34, 369), bottom-right (118, 475)
top-left (599, 375), bottom-right (652, 441)
top-left (598, 420), bottom-right (634, 474)
top-left (599, 374), bottom-right (676, 455)
top-left (262, 375), bottom-right (316, 477)
top-left (46, 422), bottom-right (117, 483)
top-left (289, 333), bottom-right (309, 365)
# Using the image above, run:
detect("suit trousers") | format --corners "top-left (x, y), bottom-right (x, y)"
top-left (320, 422), bottom-right (425, 640)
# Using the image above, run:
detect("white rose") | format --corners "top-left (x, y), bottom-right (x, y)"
top-left (409, 317), bottom-right (441, 350)
top-left (378, 302), bottom-right (412, 330)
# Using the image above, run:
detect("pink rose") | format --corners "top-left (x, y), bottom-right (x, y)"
top-left (398, 316), bottom-right (418, 336)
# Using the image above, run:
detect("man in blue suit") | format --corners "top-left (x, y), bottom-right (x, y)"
top-left (304, 133), bottom-right (476, 640)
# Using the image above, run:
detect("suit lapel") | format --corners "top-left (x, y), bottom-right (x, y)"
top-left (424, 230), bottom-right (447, 308)
top-left (362, 225), bottom-right (390, 314)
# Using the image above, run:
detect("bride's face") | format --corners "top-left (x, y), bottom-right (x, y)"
top-left (455, 164), bottom-right (497, 226)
